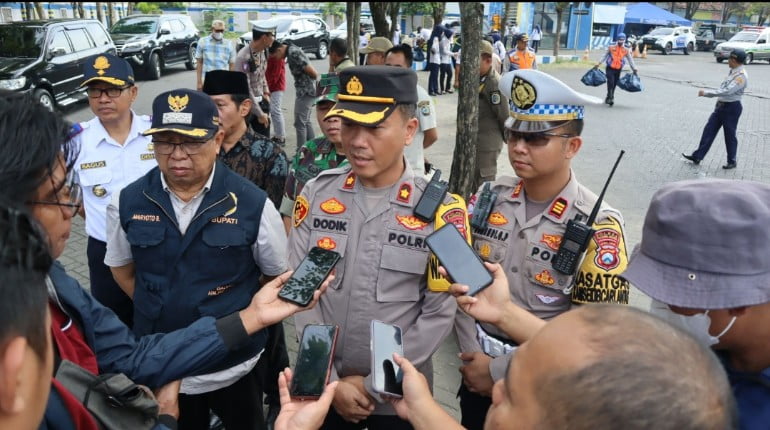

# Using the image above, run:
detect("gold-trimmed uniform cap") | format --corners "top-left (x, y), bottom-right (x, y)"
top-left (360, 37), bottom-right (393, 54)
top-left (143, 89), bottom-right (220, 140)
top-left (325, 65), bottom-right (417, 126)
top-left (499, 69), bottom-right (602, 132)
top-left (80, 53), bottom-right (135, 88)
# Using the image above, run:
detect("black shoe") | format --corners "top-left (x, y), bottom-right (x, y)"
top-left (722, 162), bottom-right (737, 169)
top-left (605, 96), bottom-right (611, 104)
top-left (682, 153), bottom-right (701, 165)
top-left (608, 98), bottom-right (614, 106)
top-left (429, 92), bottom-right (438, 96)
top-left (265, 404), bottom-right (280, 430)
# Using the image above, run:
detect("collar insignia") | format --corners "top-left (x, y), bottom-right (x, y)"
top-left (548, 197), bottom-right (568, 219)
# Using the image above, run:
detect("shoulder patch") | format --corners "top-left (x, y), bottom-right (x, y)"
top-left (490, 91), bottom-right (501, 105)
top-left (292, 196), bottom-right (309, 228)
top-left (68, 123), bottom-right (85, 140)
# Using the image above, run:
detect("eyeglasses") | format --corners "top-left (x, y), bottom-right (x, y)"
top-left (27, 170), bottom-right (82, 217)
top-left (86, 86), bottom-right (131, 98)
top-left (213, 29), bottom-right (225, 33)
top-left (153, 139), bottom-right (210, 155)
top-left (504, 130), bottom-right (575, 147)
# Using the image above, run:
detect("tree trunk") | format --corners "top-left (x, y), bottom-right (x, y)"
top-left (388, 3), bottom-right (401, 42)
top-left (370, 2), bottom-right (389, 37)
top-left (669, 2), bottom-right (676, 12)
top-left (96, 2), bottom-right (104, 24)
top-left (33, 2), bottom-right (44, 19)
top-left (107, 2), bottom-right (114, 27)
top-left (684, 2), bottom-right (700, 20)
top-left (553, 7), bottom-right (564, 56)
top-left (432, 3), bottom-right (445, 27)
top-left (449, 2), bottom-right (483, 200)
top-left (346, 2), bottom-right (361, 63)
top-left (127, 2), bottom-right (134, 16)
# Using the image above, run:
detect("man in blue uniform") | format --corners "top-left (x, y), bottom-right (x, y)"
top-left (105, 89), bottom-right (290, 429)
top-left (623, 179), bottom-right (770, 430)
top-left (682, 48), bottom-right (748, 169)
top-left (71, 53), bottom-right (156, 327)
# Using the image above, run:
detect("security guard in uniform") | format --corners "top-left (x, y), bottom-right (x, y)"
top-left (288, 66), bottom-right (462, 430)
top-left (475, 41), bottom-right (509, 192)
top-left (71, 53), bottom-right (156, 327)
top-left (104, 89), bottom-right (289, 430)
top-left (456, 69), bottom-right (630, 430)
top-left (504, 33), bottom-right (537, 72)
top-left (594, 33), bottom-right (637, 106)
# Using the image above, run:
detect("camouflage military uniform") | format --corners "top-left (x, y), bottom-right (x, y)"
top-left (217, 125), bottom-right (288, 207)
top-left (279, 136), bottom-right (348, 217)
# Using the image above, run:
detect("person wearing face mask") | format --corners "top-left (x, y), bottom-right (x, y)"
top-left (195, 20), bottom-right (236, 92)
top-left (623, 178), bottom-right (770, 430)
top-left (594, 33), bottom-right (637, 106)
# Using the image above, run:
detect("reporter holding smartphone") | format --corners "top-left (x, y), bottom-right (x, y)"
top-left (455, 69), bottom-right (630, 429)
top-left (287, 66), bottom-right (463, 430)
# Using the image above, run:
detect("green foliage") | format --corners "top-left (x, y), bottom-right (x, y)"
top-left (135, 2), bottom-right (161, 14)
top-left (202, 3), bottom-right (234, 30)
top-left (401, 2), bottom-right (433, 16)
top-left (320, 2), bottom-right (346, 21)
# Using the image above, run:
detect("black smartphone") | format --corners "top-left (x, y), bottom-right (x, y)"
top-left (425, 223), bottom-right (493, 296)
top-left (290, 324), bottom-right (339, 400)
top-left (278, 247), bottom-right (341, 307)
top-left (371, 320), bottom-right (404, 397)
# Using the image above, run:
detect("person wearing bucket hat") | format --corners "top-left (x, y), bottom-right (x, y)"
top-left (623, 178), bottom-right (770, 429)
top-left (70, 53), bottom-right (155, 329)
top-left (105, 88), bottom-right (292, 430)
top-left (360, 36), bottom-right (393, 65)
top-left (454, 69), bottom-right (629, 429)
top-left (503, 32), bottom-right (537, 72)
top-left (594, 33), bottom-right (637, 106)
top-left (682, 48), bottom-right (748, 170)
top-left (279, 73), bottom-right (348, 233)
top-left (288, 65), bottom-right (465, 429)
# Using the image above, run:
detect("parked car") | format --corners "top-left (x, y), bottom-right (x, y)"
top-left (110, 14), bottom-right (199, 80)
top-left (0, 18), bottom-right (116, 111)
top-left (696, 24), bottom-right (740, 51)
top-left (714, 27), bottom-right (770, 64)
top-left (640, 26), bottom-right (696, 55)
top-left (328, 19), bottom-right (375, 41)
top-left (237, 16), bottom-right (330, 59)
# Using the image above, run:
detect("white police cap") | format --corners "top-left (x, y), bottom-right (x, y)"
top-left (499, 69), bottom-right (602, 132)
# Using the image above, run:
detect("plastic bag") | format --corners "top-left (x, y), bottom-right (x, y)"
top-left (618, 73), bottom-right (643, 92)
top-left (581, 68), bottom-right (607, 87)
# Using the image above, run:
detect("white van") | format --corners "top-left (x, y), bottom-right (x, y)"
top-left (714, 27), bottom-right (770, 64)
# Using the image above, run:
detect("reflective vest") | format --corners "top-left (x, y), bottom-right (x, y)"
top-left (607, 45), bottom-right (628, 70)
top-left (508, 49), bottom-right (536, 71)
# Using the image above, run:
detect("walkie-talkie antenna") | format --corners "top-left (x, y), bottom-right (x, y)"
top-left (586, 150), bottom-right (625, 226)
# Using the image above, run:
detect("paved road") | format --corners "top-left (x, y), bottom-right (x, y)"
top-left (61, 49), bottom-right (770, 420)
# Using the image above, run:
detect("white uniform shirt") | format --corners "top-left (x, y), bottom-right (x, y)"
top-left (73, 112), bottom-right (156, 242)
top-left (104, 164), bottom-right (288, 394)
top-left (405, 85), bottom-right (437, 178)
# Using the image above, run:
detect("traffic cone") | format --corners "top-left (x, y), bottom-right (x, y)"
top-left (633, 44), bottom-right (640, 58)
top-left (641, 44), bottom-right (647, 59)
top-left (582, 48), bottom-right (590, 61)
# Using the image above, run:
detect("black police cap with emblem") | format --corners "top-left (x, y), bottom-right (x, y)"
top-left (202, 70), bottom-right (250, 96)
top-left (143, 89), bottom-right (220, 140)
top-left (325, 65), bottom-right (417, 126)
top-left (498, 69), bottom-right (602, 133)
top-left (80, 53), bottom-right (135, 88)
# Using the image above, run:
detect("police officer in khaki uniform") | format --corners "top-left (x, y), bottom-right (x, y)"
top-left (455, 69), bottom-right (630, 430)
top-left (475, 41), bottom-right (509, 192)
top-left (288, 66), bottom-right (462, 430)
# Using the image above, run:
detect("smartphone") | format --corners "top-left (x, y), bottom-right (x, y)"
top-left (425, 223), bottom-right (493, 296)
top-left (371, 320), bottom-right (404, 397)
top-left (290, 324), bottom-right (339, 400)
top-left (278, 247), bottom-right (341, 307)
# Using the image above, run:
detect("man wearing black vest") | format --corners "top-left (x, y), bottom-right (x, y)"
top-left (106, 89), bottom-right (289, 430)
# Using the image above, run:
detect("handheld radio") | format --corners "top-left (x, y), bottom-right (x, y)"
top-left (470, 182), bottom-right (497, 230)
top-left (552, 150), bottom-right (625, 276)
top-left (414, 169), bottom-right (449, 222)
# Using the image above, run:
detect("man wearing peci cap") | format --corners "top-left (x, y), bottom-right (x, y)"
top-left (623, 179), bottom-right (770, 430)
top-left (682, 49), bottom-right (748, 170)
top-left (195, 20), bottom-right (236, 92)
top-left (594, 33), bottom-right (637, 106)
top-left (288, 66), bottom-right (462, 430)
top-left (279, 73), bottom-right (348, 233)
top-left (105, 89), bottom-right (290, 430)
top-left (235, 23), bottom-right (277, 139)
top-left (504, 33), bottom-right (537, 72)
top-left (472, 40), bottom-right (509, 192)
top-left (360, 36), bottom-right (394, 66)
top-left (70, 53), bottom-right (156, 328)
top-left (455, 69), bottom-right (629, 430)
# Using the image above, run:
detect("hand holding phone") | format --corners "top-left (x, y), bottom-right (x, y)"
top-left (371, 320), bottom-right (404, 397)
top-left (426, 223), bottom-right (493, 296)
top-left (290, 324), bottom-right (339, 400)
top-left (279, 247), bottom-right (341, 307)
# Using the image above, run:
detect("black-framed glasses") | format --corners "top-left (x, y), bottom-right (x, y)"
top-left (153, 139), bottom-right (210, 155)
top-left (504, 130), bottom-right (575, 147)
top-left (27, 169), bottom-right (82, 217)
top-left (213, 29), bottom-right (225, 33)
top-left (86, 86), bottom-right (131, 99)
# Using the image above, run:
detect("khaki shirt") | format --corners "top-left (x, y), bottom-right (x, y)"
top-left (456, 172), bottom-right (629, 380)
top-left (289, 163), bottom-right (459, 414)
top-left (478, 69), bottom-right (508, 153)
